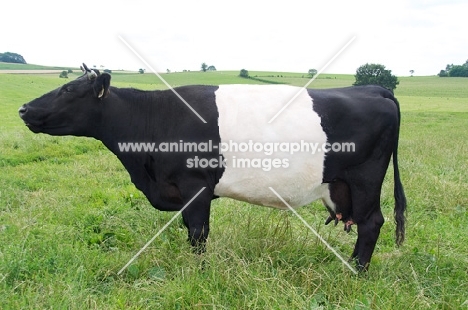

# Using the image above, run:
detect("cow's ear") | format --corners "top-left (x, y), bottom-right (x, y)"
top-left (93, 73), bottom-right (111, 99)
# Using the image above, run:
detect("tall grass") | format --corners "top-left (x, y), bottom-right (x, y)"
top-left (0, 71), bottom-right (467, 309)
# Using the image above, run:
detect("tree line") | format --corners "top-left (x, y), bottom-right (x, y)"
top-left (438, 60), bottom-right (468, 77)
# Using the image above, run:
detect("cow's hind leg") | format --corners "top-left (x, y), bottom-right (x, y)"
top-left (345, 167), bottom-right (388, 271)
top-left (350, 206), bottom-right (384, 271)
top-left (346, 136), bottom-right (393, 271)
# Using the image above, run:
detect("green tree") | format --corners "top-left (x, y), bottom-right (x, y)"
top-left (59, 70), bottom-right (68, 78)
top-left (138, 68), bottom-right (145, 74)
top-left (308, 69), bottom-right (317, 78)
top-left (353, 63), bottom-right (399, 92)
top-left (0, 52), bottom-right (27, 64)
top-left (438, 70), bottom-right (448, 77)
top-left (448, 65), bottom-right (468, 77)
top-left (239, 69), bottom-right (249, 78)
top-left (201, 62), bottom-right (208, 72)
top-left (437, 61), bottom-right (468, 77)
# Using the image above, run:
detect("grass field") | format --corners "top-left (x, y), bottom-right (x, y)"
top-left (0, 68), bottom-right (467, 309)
top-left (0, 62), bottom-right (78, 71)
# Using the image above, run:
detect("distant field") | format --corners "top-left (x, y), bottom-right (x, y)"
top-left (0, 62), bottom-right (78, 71)
top-left (0, 68), bottom-right (467, 309)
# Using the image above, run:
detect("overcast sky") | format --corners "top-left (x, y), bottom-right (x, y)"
top-left (2, 0), bottom-right (466, 76)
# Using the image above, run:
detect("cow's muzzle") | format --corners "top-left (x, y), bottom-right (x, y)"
top-left (18, 105), bottom-right (42, 132)
top-left (18, 105), bottom-right (28, 119)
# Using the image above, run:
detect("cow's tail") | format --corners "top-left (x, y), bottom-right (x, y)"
top-left (388, 92), bottom-right (407, 246)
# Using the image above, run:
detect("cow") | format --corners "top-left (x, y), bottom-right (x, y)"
top-left (18, 64), bottom-right (406, 271)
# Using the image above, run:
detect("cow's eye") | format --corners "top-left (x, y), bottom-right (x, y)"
top-left (65, 86), bottom-right (73, 93)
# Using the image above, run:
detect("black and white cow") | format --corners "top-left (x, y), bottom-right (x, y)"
top-left (18, 64), bottom-right (406, 271)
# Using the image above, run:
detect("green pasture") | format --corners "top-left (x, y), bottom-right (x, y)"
top-left (0, 62), bottom-right (76, 71)
top-left (0, 69), bottom-right (467, 309)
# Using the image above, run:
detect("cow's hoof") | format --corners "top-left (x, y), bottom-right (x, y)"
top-left (348, 257), bottom-right (369, 273)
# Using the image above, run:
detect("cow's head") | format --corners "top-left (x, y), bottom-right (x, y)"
top-left (18, 63), bottom-right (111, 137)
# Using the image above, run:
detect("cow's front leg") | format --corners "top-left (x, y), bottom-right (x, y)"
top-left (181, 190), bottom-right (212, 254)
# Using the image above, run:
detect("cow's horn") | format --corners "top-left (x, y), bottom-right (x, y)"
top-left (82, 63), bottom-right (91, 72)
top-left (82, 63), bottom-right (97, 80)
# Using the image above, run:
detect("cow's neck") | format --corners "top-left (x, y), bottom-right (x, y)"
top-left (96, 88), bottom-right (163, 155)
